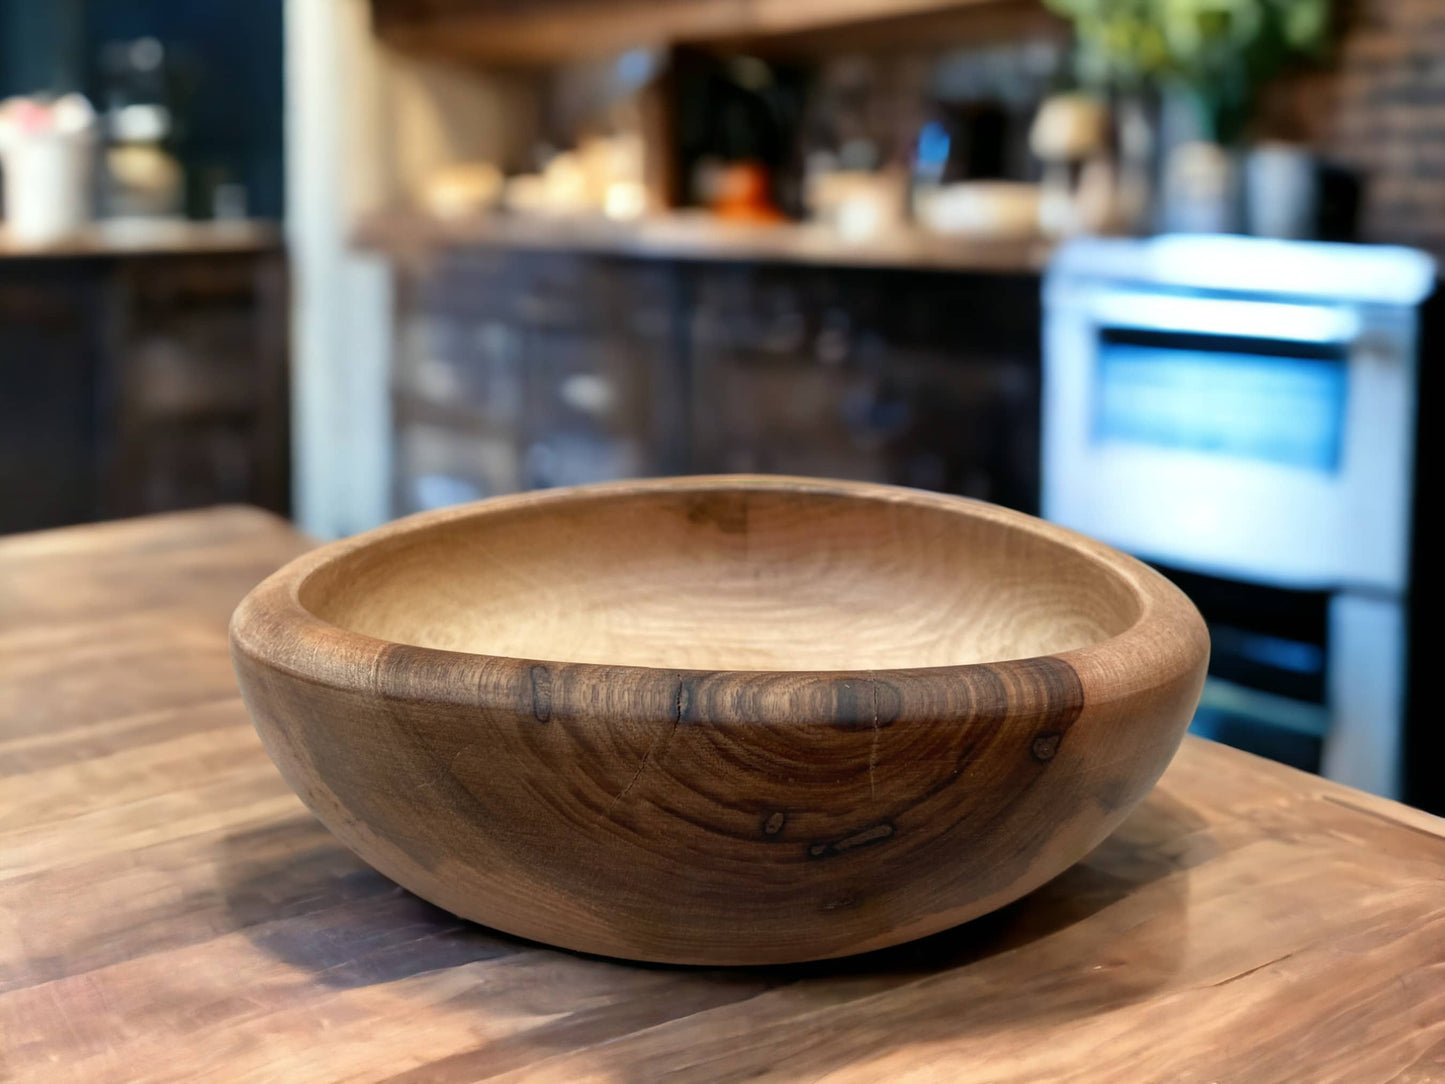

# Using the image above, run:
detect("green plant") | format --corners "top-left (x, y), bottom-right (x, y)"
top-left (1044, 0), bottom-right (1331, 140)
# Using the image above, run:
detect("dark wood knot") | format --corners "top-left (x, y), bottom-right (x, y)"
top-left (808, 822), bottom-right (894, 859)
top-left (1031, 731), bottom-right (1062, 762)
top-left (530, 665), bottom-right (553, 723)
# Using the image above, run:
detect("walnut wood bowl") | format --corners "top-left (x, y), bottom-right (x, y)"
top-left (231, 476), bottom-right (1208, 966)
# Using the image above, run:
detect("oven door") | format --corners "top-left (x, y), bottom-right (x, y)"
top-left (1043, 286), bottom-right (1416, 594)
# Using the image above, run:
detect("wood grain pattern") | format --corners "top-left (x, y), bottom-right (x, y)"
top-left (4, 506), bottom-right (1444, 1082)
top-left (230, 477), bottom-right (1207, 964)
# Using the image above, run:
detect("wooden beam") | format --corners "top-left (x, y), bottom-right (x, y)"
top-left (372, 0), bottom-right (1037, 66)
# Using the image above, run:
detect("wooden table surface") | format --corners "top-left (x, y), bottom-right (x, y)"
top-left (3, 507), bottom-right (1444, 1083)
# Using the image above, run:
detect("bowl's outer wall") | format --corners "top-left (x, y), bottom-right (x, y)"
top-left (230, 478), bottom-right (1210, 966)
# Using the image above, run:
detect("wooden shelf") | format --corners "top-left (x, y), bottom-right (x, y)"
top-left (357, 210), bottom-right (1051, 274)
top-left (372, 0), bottom-right (1043, 65)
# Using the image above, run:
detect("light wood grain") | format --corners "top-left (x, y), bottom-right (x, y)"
top-left (231, 477), bottom-right (1209, 965)
top-left (3, 506), bottom-right (1444, 1082)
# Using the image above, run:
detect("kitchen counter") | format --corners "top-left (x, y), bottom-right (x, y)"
top-left (0, 218), bottom-right (280, 259)
top-left (2, 506), bottom-right (1443, 1081)
top-left (357, 210), bottom-right (1051, 274)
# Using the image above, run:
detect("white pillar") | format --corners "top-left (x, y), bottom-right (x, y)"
top-left (285, 0), bottom-right (393, 538)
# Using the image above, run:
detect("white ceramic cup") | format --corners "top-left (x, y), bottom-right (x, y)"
top-left (2, 131), bottom-right (94, 245)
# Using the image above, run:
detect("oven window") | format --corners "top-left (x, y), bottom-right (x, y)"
top-left (1093, 337), bottom-right (1348, 472)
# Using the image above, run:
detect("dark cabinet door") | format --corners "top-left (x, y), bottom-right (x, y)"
top-left (0, 250), bottom-right (288, 535)
top-left (0, 265), bottom-right (103, 534)
top-left (688, 264), bottom-right (1042, 512)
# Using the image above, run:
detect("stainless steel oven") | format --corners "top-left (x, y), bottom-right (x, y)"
top-left (1043, 236), bottom-right (1434, 798)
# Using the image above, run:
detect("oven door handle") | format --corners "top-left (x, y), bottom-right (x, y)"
top-left (1085, 292), bottom-right (1360, 345)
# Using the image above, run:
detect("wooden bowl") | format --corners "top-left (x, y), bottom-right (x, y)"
top-left (231, 476), bottom-right (1208, 965)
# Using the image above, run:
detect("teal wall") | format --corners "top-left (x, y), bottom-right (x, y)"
top-left (0, 0), bottom-right (283, 218)
top-left (0, 0), bottom-right (84, 97)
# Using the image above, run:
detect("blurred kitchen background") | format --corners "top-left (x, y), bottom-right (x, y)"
top-left (1, 0), bottom-right (1440, 811)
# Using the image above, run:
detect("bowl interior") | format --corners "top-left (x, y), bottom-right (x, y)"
top-left (299, 486), bottom-right (1142, 672)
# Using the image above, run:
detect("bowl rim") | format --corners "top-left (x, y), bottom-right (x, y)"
top-left (230, 475), bottom-right (1209, 720)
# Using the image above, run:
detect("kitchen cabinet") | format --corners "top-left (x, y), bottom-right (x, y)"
top-left (388, 244), bottom-right (1041, 517)
top-left (0, 225), bottom-right (287, 533)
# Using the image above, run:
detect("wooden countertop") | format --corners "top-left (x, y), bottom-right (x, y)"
top-left (357, 210), bottom-right (1052, 274)
top-left (3, 506), bottom-right (1443, 1082)
top-left (0, 219), bottom-right (281, 260)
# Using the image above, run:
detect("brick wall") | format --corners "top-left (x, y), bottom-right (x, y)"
top-left (1261, 0), bottom-right (1445, 253)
